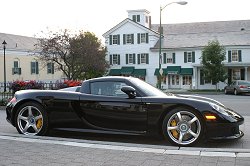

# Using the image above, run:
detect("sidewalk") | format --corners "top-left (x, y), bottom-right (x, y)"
top-left (0, 133), bottom-right (250, 166)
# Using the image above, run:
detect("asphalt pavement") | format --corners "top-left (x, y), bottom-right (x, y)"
top-left (0, 94), bottom-right (250, 165)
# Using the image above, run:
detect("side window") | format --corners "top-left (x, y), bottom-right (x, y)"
top-left (90, 81), bottom-right (128, 97)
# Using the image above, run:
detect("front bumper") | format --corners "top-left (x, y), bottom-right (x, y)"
top-left (205, 117), bottom-right (244, 140)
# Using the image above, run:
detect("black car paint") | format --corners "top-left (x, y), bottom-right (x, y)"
top-left (6, 76), bottom-right (244, 140)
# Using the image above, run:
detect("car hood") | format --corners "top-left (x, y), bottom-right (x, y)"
top-left (176, 94), bottom-right (225, 107)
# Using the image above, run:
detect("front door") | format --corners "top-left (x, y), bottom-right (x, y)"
top-left (168, 75), bottom-right (181, 89)
top-left (79, 81), bottom-right (147, 132)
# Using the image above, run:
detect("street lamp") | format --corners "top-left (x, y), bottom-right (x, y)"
top-left (2, 40), bottom-right (7, 92)
top-left (158, 1), bottom-right (187, 89)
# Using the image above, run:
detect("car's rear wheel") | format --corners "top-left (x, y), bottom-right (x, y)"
top-left (15, 102), bottom-right (49, 136)
top-left (162, 108), bottom-right (203, 146)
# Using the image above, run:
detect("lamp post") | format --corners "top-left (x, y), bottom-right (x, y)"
top-left (2, 40), bottom-right (7, 92)
top-left (158, 1), bottom-right (187, 89)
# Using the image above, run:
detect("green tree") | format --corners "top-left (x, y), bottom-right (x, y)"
top-left (36, 29), bottom-right (107, 80)
top-left (201, 40), bottom-right (227, 90)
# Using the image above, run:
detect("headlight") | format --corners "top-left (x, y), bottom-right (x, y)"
top-left (209, 103), bottom-right (229, 116)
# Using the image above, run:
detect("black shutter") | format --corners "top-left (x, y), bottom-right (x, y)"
top-left (117, 35), bottom-right (120, 45)
top-left (36, 62), bottom-right (39, 74)
top-left (137, 33), bottom-right (140, 44)
top-left (137, 54), bottom-right (140, 64)
top-left (133, 54), bottom-right (136, 64)
top-left (163, 53), bottom-right (166, 64)
top-left (109, 55), bottom-right (113, 65)
top-left (131, 34), bottom-right (134, 44)
top-left (126, 54), bottom-right (128, 64)
top-left (228, 51), bottom-right (231, 62)
top-left (137, 15), bottom-right (140, 22)
top-left (184, 52), bottom-right (187, 63)
top-left (146, 33), bottom-right (149, 43)
top-left (172, 53), bottom-right (176, 64)
top-left (109, 35), bottom-right (112, 45)
top-left (192, 51), bottom-right (195, 63)
top-left (123, 34), bottom-right (126, 44)
top-left (146, 54), bottom-right (149, 64)
top-left (118, 55), bottom-right (120, 65)
top-left (238, 50), bottom-right (242, 62)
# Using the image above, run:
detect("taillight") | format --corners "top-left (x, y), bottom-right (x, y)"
top-left (239, 85), bottom-right (247, 88)
top-left (9, 97), bottom-right (16, 103)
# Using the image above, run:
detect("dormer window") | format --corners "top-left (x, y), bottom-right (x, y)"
top-left (132, 15), bottom-right (140, 22)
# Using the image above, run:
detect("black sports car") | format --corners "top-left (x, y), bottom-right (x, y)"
top-left (6, 76), bottom-right (244, 146)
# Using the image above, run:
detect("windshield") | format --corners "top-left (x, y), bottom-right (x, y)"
top-left (130, 78), bottom-right (167, 97)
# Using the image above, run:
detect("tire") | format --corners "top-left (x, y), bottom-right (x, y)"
top-left (234, 89), bottom-right (238, 95)
top-left (162, 107), bottom-right (204, 146)
top-left (15, 102), bottom-right (49, 136)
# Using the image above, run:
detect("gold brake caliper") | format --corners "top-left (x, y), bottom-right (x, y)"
top-left (170, 120), bottom-right (179, 139)
top-left (36, 118), bottom-right (43, 129)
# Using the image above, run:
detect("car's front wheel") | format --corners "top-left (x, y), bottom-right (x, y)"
top-left (15, 102), bottom-right (49, 136)
top-left (162, 108), bottom-right (203, 146)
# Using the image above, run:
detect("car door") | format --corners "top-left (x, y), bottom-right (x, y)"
top-left (79, 81), bottom-right (147, 132)
top-left (228, 81), bottom-right (236, 93)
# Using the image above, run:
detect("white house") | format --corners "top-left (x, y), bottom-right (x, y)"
top-left (103, 9), bottom-right (250, 90)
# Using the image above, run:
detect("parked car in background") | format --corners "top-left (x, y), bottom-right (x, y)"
top-left (224, 80), bottom-right (250, 95)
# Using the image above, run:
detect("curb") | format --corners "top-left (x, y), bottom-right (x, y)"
top-left (0, 133), bottom-right (249, 158)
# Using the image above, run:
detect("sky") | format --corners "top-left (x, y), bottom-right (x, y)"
top-left (1, 0), bottom-right (250, 42)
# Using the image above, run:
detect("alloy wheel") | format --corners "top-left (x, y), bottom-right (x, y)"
top-left (166, 111), bottom-right (201, 146)
top-left (17, 105), bottom-right (43, 135)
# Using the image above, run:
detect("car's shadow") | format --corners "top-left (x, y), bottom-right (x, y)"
top-left (47, 129), bottom-right (243, 149)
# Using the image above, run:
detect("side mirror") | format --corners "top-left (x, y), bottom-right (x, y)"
top-left (121, 86), bottom-right (136, 99)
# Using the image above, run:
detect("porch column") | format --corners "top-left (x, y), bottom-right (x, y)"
top-left (245, 67), bottom-right (248, 81)
top-left (193, 66), bottom-right (197, 89)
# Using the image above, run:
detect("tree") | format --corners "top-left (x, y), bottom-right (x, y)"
top-left (36, 29), bottom-right (107, 80)
top-left (201, 40), bottom-right (227, 90)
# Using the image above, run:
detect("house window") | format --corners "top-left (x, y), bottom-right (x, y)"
top-left (12, 60), bottom-right (21, 75)
top-left (31, 61), bottom-right (39, 74)
top-left (145, 16), bottom-right (148, 23)
top-left (228, 50), bottom-right (242, 62)
top-left (110, 54), bottom-right (120, 65)
top-left (109, 35), bottom-right (120, 45)
top-left (47, 62), bottom-right (54, 74)
top-left (183, 75), bottom-right (192, 85)
top-left (163, 53), bottom-right (175, 64)
top-left (137, 53), bottom-right (149, 64)
top-left (126, 34), bottom-right (132, 44)
top-left (128, 54), bottom-right (134, 64)
top-left (132, 15), bottom-right (140, 22)
top-left (187, 52), bottom-right (192, 62)
top-left (137, 33), bottom-right (148, 44)
top-left (123, 34), bottom-right (134, 44)
top-left (140, 54), bottom-right (147, 64)
top-left (232, 50), bottom-right (239, 62)
top-left (112, 35), bottom-right (120, 45)
top-left (184, 51), bottom-right (195, 63)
